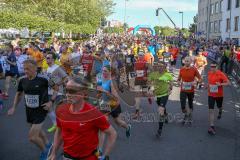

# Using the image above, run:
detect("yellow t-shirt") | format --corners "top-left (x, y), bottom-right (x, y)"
top-left (42, 59), bottom-right (61, 71)
top-left (60, 52), bottom-right (72, 74)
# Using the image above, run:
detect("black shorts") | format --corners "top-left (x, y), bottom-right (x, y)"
top-left (135, 79), bottom-right (147, 86)
top-left (156, 95), bottom-right (169, 108)
top-left (5, 71), bottom-right (19, 77)
top-left (171, 59), bottom-right (177, 65)
top-left (208, 96), bottom-right (223, 109)
top-left (110, 105), bottom-right (122, 118)
top-left (26, 107), bottom-right (48, 124)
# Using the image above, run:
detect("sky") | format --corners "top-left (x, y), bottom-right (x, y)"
top-left (107, 0), bottom-right (198, 29)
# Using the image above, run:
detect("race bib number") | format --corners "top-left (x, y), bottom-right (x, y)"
top-left (164, 58), bottom-right (170, 63)
top-left (136, 70), bottom-right (144, 77)
top-left (99, 101), bottom-right (111, 112)
top-left (126, 58), bottom-right (131, 63)
top-left (182, 82), bottom-right (193, 90)
top-left (25, 95), bottom-right (39, 108)
top-left (209, 85), bottom-right (218, 93)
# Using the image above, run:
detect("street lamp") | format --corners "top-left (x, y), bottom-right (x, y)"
top-left (179, 11), bottom-right (184, 29)
top-left (124, 0), bottom-right (129, 31)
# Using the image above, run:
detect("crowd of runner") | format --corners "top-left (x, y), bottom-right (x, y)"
top-left (0, 33), bottom-right (238, 160)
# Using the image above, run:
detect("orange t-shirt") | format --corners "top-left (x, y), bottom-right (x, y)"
top-left (144, 52), bottom-right (154, 64)
top-left (60, 52), bottom-right (72, 75)
top-left (178, 67), bottom-right (201, 92)
top-left (27, 48), bottom-right (44, 67)
top-left (208, 70), bottom-right (229, 97)
top-left (195, 56), bottom-right (207, 68)
top-left (169, 47), bottom-right (179, 60)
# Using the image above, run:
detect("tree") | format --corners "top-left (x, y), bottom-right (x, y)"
top-left (0, 0), bottom-right (115, 34)
top-left (189, 15), bottom-right (197, 33)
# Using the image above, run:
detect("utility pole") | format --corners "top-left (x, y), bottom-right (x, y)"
top-left (179, 11), bottom-right (184, 29)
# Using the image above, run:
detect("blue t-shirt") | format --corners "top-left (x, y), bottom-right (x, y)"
top-left (94, 60), bottom-right (103, 74)
top-left (102, 79), bottom-right (112, 101)
top-left (7, 53), bottom-right (18, 74)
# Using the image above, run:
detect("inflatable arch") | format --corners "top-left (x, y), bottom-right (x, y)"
top-left (133, 25), bottom-right (156, 36)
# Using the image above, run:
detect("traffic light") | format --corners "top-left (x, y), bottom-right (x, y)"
top-left (156, 9), bottom-right (159, 16)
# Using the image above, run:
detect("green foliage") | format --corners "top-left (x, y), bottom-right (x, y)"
top-left (104, 27), bottom-right (124, 34)
top-left (0, 0), bottom-right (115, 34)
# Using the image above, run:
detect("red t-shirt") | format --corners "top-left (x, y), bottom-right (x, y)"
top-left (56, 103), bottom-right (110, 159)
top-left (80, 54), bottom-right (94, 72)
top-left (208, 70), bottom-right (229, 97)
top-left (134, 59), bottom-right (147, 81)
top-left (178, 67), bottom-right (201, 93)
top-left (169, 47), bottom-right (179, 60)
top-left (236, 51), bottom-right (240, 62)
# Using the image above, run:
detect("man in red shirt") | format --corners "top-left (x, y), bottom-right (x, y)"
top-left (133, 52), bottom-right (149, 119)
top-left (207, 62), bottom-right (230, 135)
top-left (48, 78), bottom-right (117, 160)
top-left (178, 56), bottom-right (202, 125)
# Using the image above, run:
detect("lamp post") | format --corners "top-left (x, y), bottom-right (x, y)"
top-left (124, 0), bottom-right (129, 31)
top-left (179, 11), bottom-right (184, 29)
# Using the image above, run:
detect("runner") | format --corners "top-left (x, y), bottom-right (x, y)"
top-left (177, 56), bottom-right (202, 125)
top-left (206, 62), bottom-right (230, 135)
top-left (48, 77), bottom-right (117, 160)
top-left (45, 52), bottom-right (68, 133)
top-left (3, 45), bottom-right (19, 98)
top-left (148, 62), bottom-right (173, 138)
top-left (133, 51), bottom-right (149, 119)
top-left (194, 50), bottom-right (207, 88)
top-left (7, 59), bottom-right (54, 160)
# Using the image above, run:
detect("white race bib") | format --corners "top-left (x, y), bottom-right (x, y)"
top-left (209, 85), bottom-right (218, 93)
top-left (126, 58), bottom-right (131, 63)
top-left (136, 70), bottom-right (144, 77)
top-left (182, 82), bottom-right (193, 90)
top-left (25, 95), bottom-right (39, 108)
top-left (164, 58), bottom-right (170, 63)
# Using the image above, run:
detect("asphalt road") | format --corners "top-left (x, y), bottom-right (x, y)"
top-left (0, 62), bottom-right (240, 160)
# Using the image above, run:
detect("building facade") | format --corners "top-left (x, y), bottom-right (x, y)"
top-left (197, 0), bottom-right (240, 43)
top-left (197, 0), bottom-right (209, 38)
top-left (221, 0), bottom-right (240, 43)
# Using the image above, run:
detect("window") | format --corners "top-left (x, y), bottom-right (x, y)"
top-left (210, 22), bottom-right (214, 33)
top-left (211, 4), bottom-right (214, 14)
top-left (226, 18), bottom-right (230, 32)
top-left (228, 0), bottom-right (231, 10)
top-left (215, 2), bottom-right (219, 13)
top-left (214, 21), bottom-right (218, 32)
top-left (219, 20), bottom-right (222, 32)
top-left (202, 8), bottom-right (204, 16)
top-left (234, 16), bottom-right (239, 31)
top-left (236, 0), bottom-right (240, 8)
top-left (220, 0), bottom-right (223, 12)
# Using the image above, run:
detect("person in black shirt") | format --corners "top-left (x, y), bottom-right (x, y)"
top-left (8, 59), bottom-right (55, 160)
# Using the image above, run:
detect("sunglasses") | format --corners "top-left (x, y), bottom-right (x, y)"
top-left (210, 65), bottom-right (217, 68)
top-left (46, 57), bottom-right (52, 60)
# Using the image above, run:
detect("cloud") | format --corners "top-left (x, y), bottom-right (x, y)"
top-left (118, 0), bottom-right (197, 12)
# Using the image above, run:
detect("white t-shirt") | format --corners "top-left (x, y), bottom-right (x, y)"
top-left (70, 52), bottom-right (81, 66)
top-left (17, 54), bottom-right (28, 74)
top-left (46, 64), bottom-right (67, 95)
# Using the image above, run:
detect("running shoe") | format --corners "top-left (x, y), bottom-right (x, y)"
top-left (208, 126), bottom-right (216, 135)
top-left (217, 109), bottom-right (222, 120)
top-left (47, 125), bottom-right (57, 133)
top-left (46, 142), bottom-right (53, 158)
top-left (126, 124), bottom-right (131, 138)
top-left (182, 114), bottom-right (188, 125)
top-left (156, 129), bottom-right (162, 138)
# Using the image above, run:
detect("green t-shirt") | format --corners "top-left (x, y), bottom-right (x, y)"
top-left (148, 71), bottom-right (173, 97)
top-left (224, 50), bottom-right (231, 58)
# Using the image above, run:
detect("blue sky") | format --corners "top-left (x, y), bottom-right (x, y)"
top-left (107, 0), bottom-right (198, 28)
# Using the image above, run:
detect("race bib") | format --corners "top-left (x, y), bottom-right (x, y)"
top-left (136, 70), bottom-right (144, 77)
top-left (164, 58), bottom-right (170, 63)
top-left (209, 85), bottom-right (218, 93)
top-left (182, 82), bottom-right (193, 90)
top-left (126, 58), bottom-right (131, 63)
top-left (25, 95), bottom-right (39, 108)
